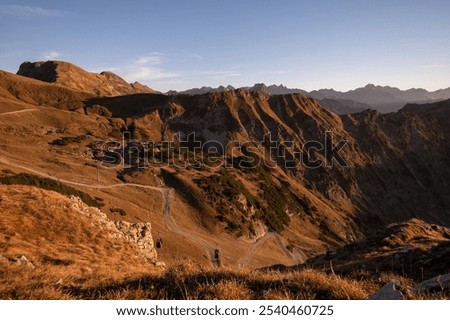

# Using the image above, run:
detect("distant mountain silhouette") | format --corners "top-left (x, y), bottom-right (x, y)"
top-left (309, 84), bottom-right (450, 113)
top-left (167, 85), bottom-right (236, 96)
top-left (171, 83), bottom-right (450, 114)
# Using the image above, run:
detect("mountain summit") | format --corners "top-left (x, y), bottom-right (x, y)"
top-left (17, 60), bottom-right (155, 97)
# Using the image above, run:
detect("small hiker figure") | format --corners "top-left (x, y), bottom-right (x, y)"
top-left (156, 235), bottom-right (163, 249)
top-left (214, 249), bottom-right (221, 266)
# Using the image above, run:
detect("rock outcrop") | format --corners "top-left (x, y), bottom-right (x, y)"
top-left (115, 221), bottom-right (157, 263)
top-left (69, 196), bottom-right (157, 263)
top-left (0, 255), bottom-right (35, 269)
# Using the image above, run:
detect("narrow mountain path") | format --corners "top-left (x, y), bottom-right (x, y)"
top-left (0, 156), bottom-right (304, 268)
top-left (161, 189), bottom-right (219, 267)
top-left (0, 157), bottom-right (220, 266)
top-left (238, 231), bottom-right (307, 268)
top-left (0, 109), bottom-right (37, 116)
top-left (238, 232), bottom-right (273, 267)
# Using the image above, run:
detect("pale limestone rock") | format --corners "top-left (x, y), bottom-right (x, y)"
top-left (115, 221), bottom-right (157, 263)
top-left (68, 196), bottom-right (158, 264)
top-left (12, 255), bottom-right (35, 269)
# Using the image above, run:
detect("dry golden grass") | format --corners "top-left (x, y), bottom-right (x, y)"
top-left (0, 185), bottom-right (370, 301)
top-left (4, 256), bottom-right (449, 300)
top-left (1, 185), bottom-right (447, 300)
top-left (1, 260), bottom-right (372, 300)
top-left (0, 185), bottom-right (158, 299)
top-left (0, 70), bottom-right (92, 111)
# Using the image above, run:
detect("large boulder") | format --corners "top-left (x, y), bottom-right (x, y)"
top-left (415, 273), bottom-right (450, 293)
top-left (368, 280), bottom-right (404, 300)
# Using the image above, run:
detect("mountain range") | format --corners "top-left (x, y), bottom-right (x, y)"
top-left (170, 83), bottom-right (450, 114)
top-left (14, 60), bottom-right (450, 114)
top-left (1, 60), bottom-right (450, 299)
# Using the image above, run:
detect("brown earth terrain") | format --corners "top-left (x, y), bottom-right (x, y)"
top-left (0, 61), bottom-right (449, 299)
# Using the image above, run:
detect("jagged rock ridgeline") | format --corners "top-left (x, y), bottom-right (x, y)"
top-left (17, 60), bottom-right (155, 96)
top-left (12, 60), bottom-right (450, 113)
top-left (172, 83), bottom-right (450, 113)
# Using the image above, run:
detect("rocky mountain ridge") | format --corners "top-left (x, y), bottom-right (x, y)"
top-left (17, 60), bottom-right (155, 97)
top-left (171, 82), bottom-right (450, 113)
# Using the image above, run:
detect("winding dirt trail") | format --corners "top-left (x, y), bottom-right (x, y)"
top-left (0, 109), bottom-right (37, 117)
top-left (238, 231), bottom-right (307, 268)
top-left (0, 156), bottom-right (305, 268)
top-left (0, 157), bottom-right (221, 265)
top-left (238, 232), bottom-right (273, 267)
top-left (161, 189), bottom-right (219, 267)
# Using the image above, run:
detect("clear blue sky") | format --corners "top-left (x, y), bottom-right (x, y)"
top-left (1, 0), bottom-right (449, 92)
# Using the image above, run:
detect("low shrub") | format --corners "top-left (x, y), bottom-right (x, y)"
top-left (0, 173), bottom-right (103, 208)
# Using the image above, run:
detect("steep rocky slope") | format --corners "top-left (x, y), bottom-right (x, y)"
top-left (87, 88), bottom-right (450, 240)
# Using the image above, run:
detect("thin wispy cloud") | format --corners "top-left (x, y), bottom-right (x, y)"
top-left (42, 51), bottom-right (62, 60)
top-left (0, 4), bottom-right (64, 17)
top-left (124, 66), bottom-right (181, 82)
top-left (422, 64), bottom-right (449, 69)
top-left (114, 53), bottom-right (182, 83)
top-left (254, 70), bottom-right (291, 76)
top-left (134, 53), bottom-right (164, 65)
top-left (110, 53), bottom-right (244, 90)
top-left (196, 70), bottom-right (241, 79)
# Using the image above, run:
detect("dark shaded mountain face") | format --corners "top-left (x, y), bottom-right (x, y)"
top-left (2, 62), bottom-right (450, 254)
top-left (318, 99), bottom-right (369, 115)
top-left (172, 83), bottom-right (450, 114)
top-left (17, 60), bottom-right (155, 96)
top-left (83, 89), bottom-right (450, 242)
